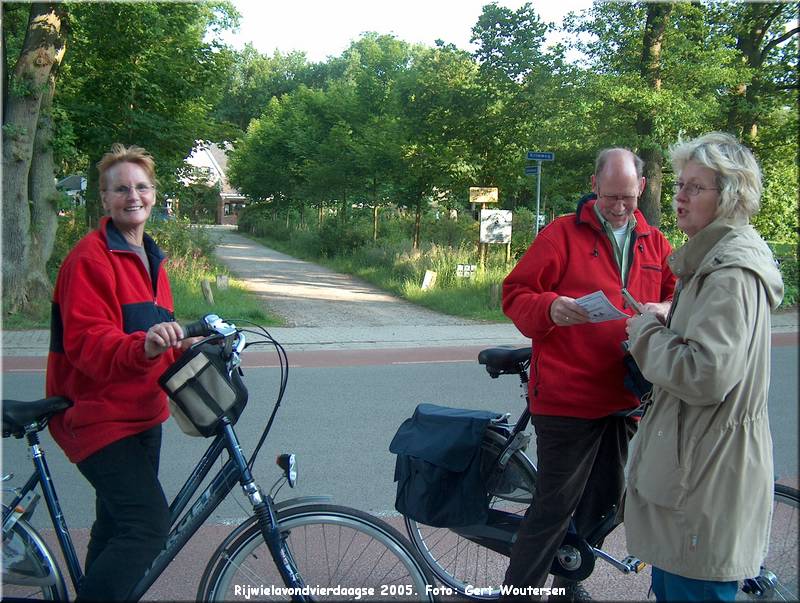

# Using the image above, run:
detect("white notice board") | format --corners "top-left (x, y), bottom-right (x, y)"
top-left (480, 209), bottom-right (512, 244)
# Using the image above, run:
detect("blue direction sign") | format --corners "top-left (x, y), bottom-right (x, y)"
top-left (526, 151), bottom-right (554, 161)
top-left (524, 165), bottom-right (539, 176)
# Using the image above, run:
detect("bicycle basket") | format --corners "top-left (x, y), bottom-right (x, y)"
top-left (158, 342), bottom-right (248, 437)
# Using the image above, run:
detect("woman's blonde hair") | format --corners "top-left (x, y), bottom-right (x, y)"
top-left (97, 143), bottom-right (157, 191)
top-left (670, 131), bottom-right (762, 221)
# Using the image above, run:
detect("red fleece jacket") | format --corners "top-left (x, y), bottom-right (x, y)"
top-left (47, 218), bottom-right (178, 463)
top-left (503, 197), bottom-right (676, 419)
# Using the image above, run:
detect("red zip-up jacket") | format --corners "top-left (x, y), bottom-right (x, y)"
top-left (503, 196), bottom-right (676, 419)
top-left (47, 217), bottom-right (178, 463)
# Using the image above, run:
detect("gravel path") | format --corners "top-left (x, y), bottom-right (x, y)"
top-left (209, 227), bottom-right (478, 328)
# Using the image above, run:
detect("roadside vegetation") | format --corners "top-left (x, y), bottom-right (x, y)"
top-left (239, 203), bottom-right (798, 321)
top-left (2, 211), bottom-right (279, 330)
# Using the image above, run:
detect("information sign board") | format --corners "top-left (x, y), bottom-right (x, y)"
top-left (469, 187), bottom-right (499, 204)
top-left (480, 209), bottom-right (512, 244)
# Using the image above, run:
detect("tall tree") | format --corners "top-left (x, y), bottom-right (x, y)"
top-left (470, 2), bottom-right (560, 213)
top-left (214, 44), bottom-right (311, 133)
top-left (720, 2), bottom-right (799, 143)
top-left (2, 2), bottom-right (68, 314)
top-left (57, 1), bottom-right (237, 226)
top-left (635, 3), bottom-right (674, 226)
top-left (563, 2), bottom-right (741, 227)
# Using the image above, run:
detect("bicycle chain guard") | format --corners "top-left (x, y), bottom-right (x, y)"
top-left (550, 532), bottom-right (596, 581)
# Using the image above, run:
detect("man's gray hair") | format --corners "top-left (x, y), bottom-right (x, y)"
top-left (670, 131), bottom-right (761, 221)
top-left (595, 148), bottom-right (645, 180)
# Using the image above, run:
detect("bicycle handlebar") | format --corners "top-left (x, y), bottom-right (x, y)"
top-left (180, 314), bottom-right (238, 339)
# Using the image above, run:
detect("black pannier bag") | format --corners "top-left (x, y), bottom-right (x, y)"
top-left (159, 342), bottom-right (248, 437)
top-left (389, 403), bottom-right (503, 528)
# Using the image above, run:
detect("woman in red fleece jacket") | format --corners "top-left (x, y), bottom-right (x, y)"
top-left (47, 144), bottom-right (191, 601)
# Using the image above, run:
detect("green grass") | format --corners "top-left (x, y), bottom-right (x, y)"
top-left (2, 299), bottom-right (52, 330)
top-left (2, 263), bottom-right (281, 330)
top-left (3, 215), bottom-right (282, 330)
top-left (242, 224), bottom-right (799, 320)
top-left (168, 263), bottom-right (282, 326)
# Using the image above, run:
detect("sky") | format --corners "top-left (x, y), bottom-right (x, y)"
top-left (220, 0), bottom-right (596, 63)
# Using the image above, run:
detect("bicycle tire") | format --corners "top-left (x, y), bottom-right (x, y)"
top-left (198, 503), bottom-right (434, 601)
top-left (405, 428), bottom-right (537, 599)
top-left (2, 513), bottom-right (67, 601)
top-left (739, 484), bottom-right (799, 601)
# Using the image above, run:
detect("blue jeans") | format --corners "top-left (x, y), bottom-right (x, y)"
top-left (652, 566), bottom-right (738, 601)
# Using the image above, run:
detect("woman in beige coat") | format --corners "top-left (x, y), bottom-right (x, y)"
top-left (623, 132), bottom-right (784, 601)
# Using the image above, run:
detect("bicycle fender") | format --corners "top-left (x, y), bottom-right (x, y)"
top-left (274, 495), bottom-right (333, 513)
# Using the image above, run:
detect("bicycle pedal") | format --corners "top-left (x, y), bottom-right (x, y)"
top-left (621, 555), bottom-right (647, 573)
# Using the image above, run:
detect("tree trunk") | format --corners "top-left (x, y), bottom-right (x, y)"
top-left (2, 3), bottom-right (68, 313)
top-left (372, 205), bottom-right (379, 242)
top-left (27, 67), bottom-right (60, 303)
top-left (635, 2), bottom-right (673, 228)
top-left (638, 145), bottom-right (663, 227)
top-left (340, 190), bottom-right (348, 225)
top-left (85, 161), bottom-right (102, 228)
top-left (413, 197), bottom-right (422, 251)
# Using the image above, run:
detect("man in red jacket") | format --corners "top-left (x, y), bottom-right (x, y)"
top-left (501, 148), bottom-right (676, 601)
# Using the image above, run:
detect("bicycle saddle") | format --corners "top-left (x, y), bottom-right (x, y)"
top-left (2, 397), bottom-right (72, 438)
top-left (478, 347), bottom-right (531, 377)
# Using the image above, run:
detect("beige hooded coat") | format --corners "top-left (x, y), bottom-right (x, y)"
top-left (624, 217), bottom-right (784, 581)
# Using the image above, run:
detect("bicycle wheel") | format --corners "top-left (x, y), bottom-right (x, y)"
top-left (2, 514), bottom-right (67, 601)
top-left (739, 484), bottom-right (799, 601)
top-left (405, 428), bottom-right (537, 599)
top-left (198, 503), bottom-right (434, 601)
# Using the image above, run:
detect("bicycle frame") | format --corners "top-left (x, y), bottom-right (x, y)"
top-left (454, 350), bottom-right (641, 577)
top-left (3, 417), bottom-right (305, 600)
top-left (3, 430), bottom-right (83, 589)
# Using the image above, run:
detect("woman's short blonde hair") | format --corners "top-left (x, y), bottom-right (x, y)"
top-left (97, 143), bottom-right (157, 191)
top-left (670, 131), bottom-right (762, 221)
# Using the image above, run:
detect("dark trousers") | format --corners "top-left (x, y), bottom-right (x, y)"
top-left (75, 426), bottom-right (170, 601)
top-left (503, 415), bottom-right (636, 598)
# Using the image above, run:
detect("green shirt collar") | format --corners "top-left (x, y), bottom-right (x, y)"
top-left (593, 203), bottom-right (636, 285)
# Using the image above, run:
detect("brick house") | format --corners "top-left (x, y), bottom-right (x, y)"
top-left (183, 142), bottom-right (247, 225)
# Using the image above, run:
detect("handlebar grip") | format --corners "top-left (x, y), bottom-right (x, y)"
top-left (180, 320), bottom-right (211, 339)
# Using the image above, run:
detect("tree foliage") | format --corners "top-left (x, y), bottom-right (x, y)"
top-left (57, 1), bottom-right (238, 225)
top-left (2, 1), bottom-right (239, 315)
top-left (227, 1), bottom-right (797, 249)
top-left (4, 1), bottom-right (798, 317)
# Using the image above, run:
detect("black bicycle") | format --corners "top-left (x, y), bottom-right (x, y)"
top-left (403, 346), bottom-right (799, 601)
top-left (3, 314), bottom-right (434, 601)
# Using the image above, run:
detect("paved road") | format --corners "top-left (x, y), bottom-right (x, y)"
top-left (3, 344), bottom-right (797, 601)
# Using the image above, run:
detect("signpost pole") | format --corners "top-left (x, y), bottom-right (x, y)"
top-left (535, 160), bottom-right (542, 236)
top-left (479, 202), bottom-right (486, 267)
top-left (525, 151), bottom-right (553, 238)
